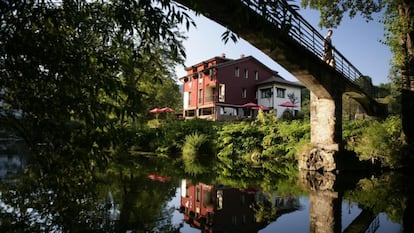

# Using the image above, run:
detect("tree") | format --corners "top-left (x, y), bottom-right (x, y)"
top-left (355, 75), bottom-right (375, 97)
top-left (301, 0), bottom-right (414, 143)
top-left (0, 0), bottom-right (192, 148)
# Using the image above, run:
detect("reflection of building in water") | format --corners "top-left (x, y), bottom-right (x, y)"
top-left (179, 179), bottom-right (301, 233)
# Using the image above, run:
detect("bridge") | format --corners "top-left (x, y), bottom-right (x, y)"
top-left (176, 0), bottom-right (387, 171)
top-left (300, 171), bottom-right (380, 233)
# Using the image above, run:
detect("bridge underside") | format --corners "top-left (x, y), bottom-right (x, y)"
top-left (176, 0), bottom-right (387, 171)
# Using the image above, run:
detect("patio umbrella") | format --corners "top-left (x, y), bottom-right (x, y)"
top-left (252, 105), bottom-right (270, 110)
top-left (278, 101), bottom-right (298, 108)
top-left (149, 108), bottom-right (163, 114)
top-left (160, 107), bottom-right (175, 113)
top-left (242, 102), bottom-right (258, 108)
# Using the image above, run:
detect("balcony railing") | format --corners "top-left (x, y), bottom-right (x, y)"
top-left (205, 95), bottom-right (215, 102)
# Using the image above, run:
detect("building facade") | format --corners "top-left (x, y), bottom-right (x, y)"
top-left (179, 179), bottom-right (301, 232)
top-left (181, 54), bottom-right (304, 120)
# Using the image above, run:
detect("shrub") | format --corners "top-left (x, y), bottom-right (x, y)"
top-left (156, 118), bottom-right (219, 155)
top-left (353, 116), bottom-right (405, 168)
top-left (182, 132), bottom-right (211, 158)
top-left (182, 132), bottom-right (214, 175)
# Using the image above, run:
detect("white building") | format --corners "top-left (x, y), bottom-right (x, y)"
top-left (256, 76), bottom-right (304, 118)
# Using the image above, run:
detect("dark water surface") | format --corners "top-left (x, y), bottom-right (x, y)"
top-left (0, 139), bottom-right (413, 233)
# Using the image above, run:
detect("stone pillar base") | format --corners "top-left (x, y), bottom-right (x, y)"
top-left (298, 144), bottom-right (339, 172)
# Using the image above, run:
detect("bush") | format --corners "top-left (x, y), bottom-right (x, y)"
top-left (182, 132), bottom-right (214, 175)
top-left (182, 132), bottom-right (212, 158)
top-left (155, 118), bottom-right (219, 155)
top-left (353, 116), bottom-right (405, 168)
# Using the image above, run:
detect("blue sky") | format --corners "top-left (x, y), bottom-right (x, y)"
top-left (175, 6), bottom-right (392, 85)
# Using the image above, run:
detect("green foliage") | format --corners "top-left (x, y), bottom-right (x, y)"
top-left (350, 116), bottom-right (405, 168)
top-left (181, 132), bottom-right (215, 175)
top-left (182, 132), bottom-right (211, 158)
top-left (0, 0), bottom-right (190, 151)
top-left (215, 112), bottom-right (308, 185)
top-left (217, 113), bottom-right (310, 161)
top-left (354, 75), bottom-right (375, 96)
top-left (300, 0), bottom-right (382, 28)
top-left (156, 118), bottom-right (219, 155)
top-left (344, 173), bottom-right (412, 222)
top-left (218, 122), bottom-right (263, 155)
top-left (343, 119), bottom-right (373, 150)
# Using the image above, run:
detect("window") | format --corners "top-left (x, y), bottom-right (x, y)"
top-left (254, 70), bottom-right (259, 80)
top-left (196, 186), bottom-right (200, 202)
top-left (209, 69), bottom-right (214, 81)
top-left (242, 88), bottom-right (247, 98)
top-left (187, 92), bottom-right (191, 106)
top-left (261, 88), bottom-right (272, 98)
top-left (276, 88), bottom-right (286, 98)
top-left (198, 74), bottom-right (203, 84)
top-left (235, 67), bottom-right (240, 77)
top-left (244, 68), bottom-right (248, 79)
top-left (219, 84), bottom-right (225, 102)
top-left (217, 190), bottom-right (223, 210)
top-left (198, 89), bottom-right (203, 103)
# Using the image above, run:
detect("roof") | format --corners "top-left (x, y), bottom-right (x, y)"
top-left (214, 55), bottom-right (279, 76)
top-left (184, 56), bottom-right (231, 71)
top-left (179, 55), bottom-right (280, 80)
top-left (257, 76), bottom-right (305, 88)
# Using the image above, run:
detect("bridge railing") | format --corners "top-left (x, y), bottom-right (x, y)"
top-left (241, 0), bottom-right (365, 88)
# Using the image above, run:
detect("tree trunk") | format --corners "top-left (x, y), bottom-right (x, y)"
top-left (399, 1), bottom-right (414, 144)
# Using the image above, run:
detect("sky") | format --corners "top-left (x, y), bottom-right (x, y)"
top-left (174, 4), bottom-right (393, 85)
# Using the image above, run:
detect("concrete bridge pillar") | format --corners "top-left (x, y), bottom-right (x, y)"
top-left (299, 92), bottom-right (342, 171)
top-left (310, 93), bottom-right (342, 146)
top-left (300, 171), bottom-right (342, 233)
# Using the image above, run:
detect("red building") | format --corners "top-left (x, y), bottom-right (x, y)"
top-left (179, 179), bottom-right (266, 233)
top-left (179, 179), bottom-right (301, 232)
top-left (182, 54), bottom-right (298, 120)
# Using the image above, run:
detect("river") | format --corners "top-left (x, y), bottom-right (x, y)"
top-left (0, 139), bottom-right (412, 233)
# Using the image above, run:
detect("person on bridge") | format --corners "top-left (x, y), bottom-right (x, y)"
top-left (323, 29), bottom-right (334, 65)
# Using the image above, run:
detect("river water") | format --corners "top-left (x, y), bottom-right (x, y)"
top-left (0, 139), bottom-right (413, 233)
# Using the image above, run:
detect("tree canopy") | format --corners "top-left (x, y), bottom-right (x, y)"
top-left (0, 0), bottom-right (192, 147)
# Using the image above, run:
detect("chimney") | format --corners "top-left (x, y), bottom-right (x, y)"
top-left (221, 53), bottom-right (226, 58)
top-left (240, 54), bottom-right (245, 58)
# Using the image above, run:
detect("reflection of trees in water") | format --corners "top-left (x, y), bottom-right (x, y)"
top-left (300, 170), bottom-right (414, 233)
top-left (344, 172), bottom-right (414, 229)
top-left (0, 148), bottom-right (182, 232)
top-left (1, 139), bottom-right (413, 233)
top-left (252, 193), bottom-right (301, 224)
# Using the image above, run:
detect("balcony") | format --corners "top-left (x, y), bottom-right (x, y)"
top-left (205, 95), bottom-right (215, 103)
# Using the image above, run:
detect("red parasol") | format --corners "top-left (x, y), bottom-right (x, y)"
top-left (278, 101), bottom-right (298, 108)
top-left (160, 107), bottom-right (175, 113)
top-left (252, 105), bottom-right (270, 110)
top-left (241, 102), bottom-right (258, 108)
top-left (149, 108), bottom-right (163, 114)
top-left (149, 107), bottom-right (175, 114)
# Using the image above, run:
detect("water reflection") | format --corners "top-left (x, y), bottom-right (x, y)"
top-left (299, 170), bottom-right (414, 233)
top-left (178, 180), bottom-right (300, 232)
top-left (0, 139), bottom-right (413, 233)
